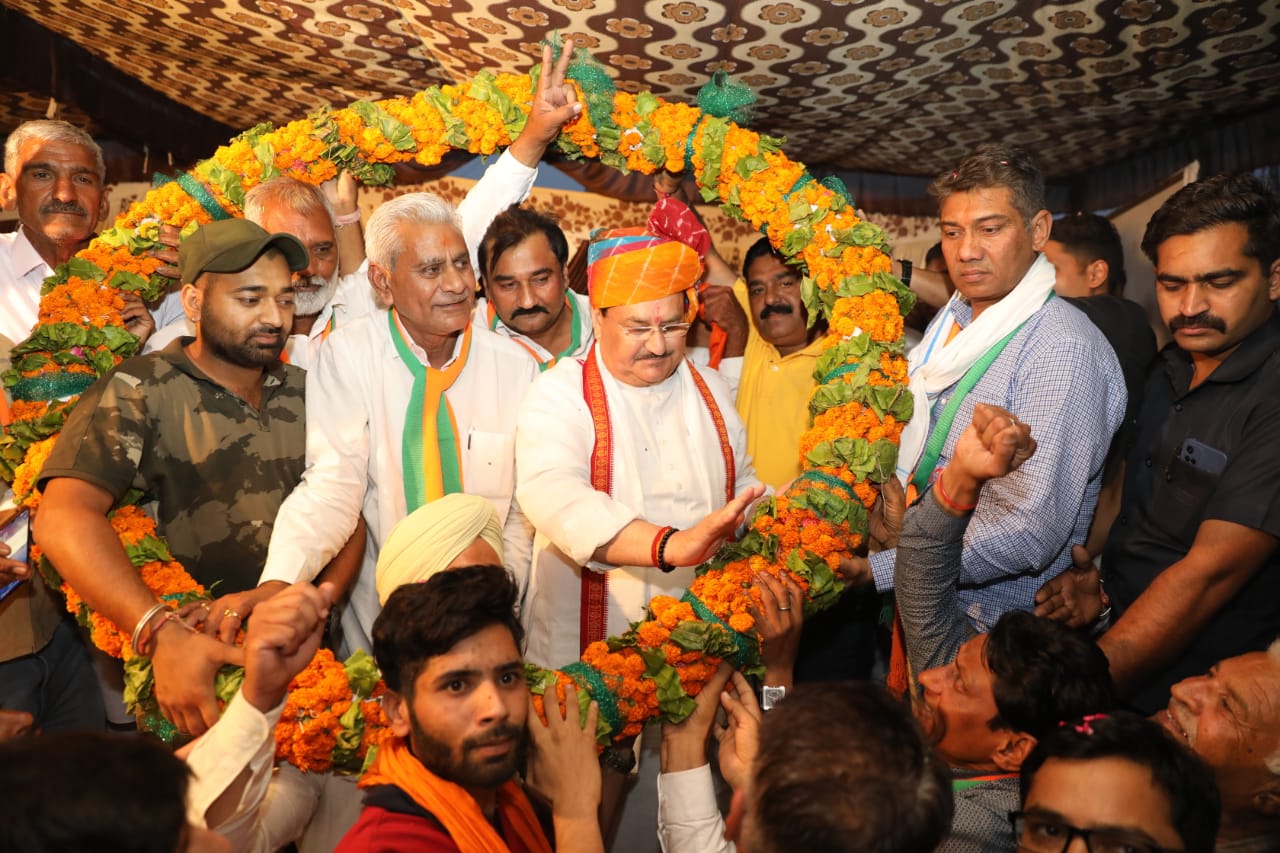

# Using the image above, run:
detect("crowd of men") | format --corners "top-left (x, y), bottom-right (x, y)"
top-left (2, 39), bottom-right (1279, 853)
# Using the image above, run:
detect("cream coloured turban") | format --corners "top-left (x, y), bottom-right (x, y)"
top-left (374, 493), bottom-right (505, 606)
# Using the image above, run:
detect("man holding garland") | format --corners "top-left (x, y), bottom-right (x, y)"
top-left (515, 208), bottom-right (765, 850)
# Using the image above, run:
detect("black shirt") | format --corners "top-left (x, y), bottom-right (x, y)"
top-left (1063, 296), bottom-right (1157, 481)
top-left (1103, 309), bottom-right (1280, 713)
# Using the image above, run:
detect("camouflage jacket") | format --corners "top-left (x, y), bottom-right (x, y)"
top-left (40, 339), bottom-right (306, 594)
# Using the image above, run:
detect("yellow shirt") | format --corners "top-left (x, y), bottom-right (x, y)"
top-left (732, 280), bottom-right (827, 489)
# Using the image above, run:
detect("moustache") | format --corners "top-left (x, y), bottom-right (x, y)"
top-left (249, 323), bottom-right (284, 337)
top-left (759, 303), bottom-right (794, 320)
top-left (463, 723), bottom-right (523, 751)
top-left (40, 201), bottom-right (87, 216)
top-left (1169, 312), bottom-right (1226, 333)
top-left (510, 305), bottom-right (550, 319)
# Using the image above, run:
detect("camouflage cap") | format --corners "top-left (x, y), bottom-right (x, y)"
top-left (179, 218), bottom-right (309, 284)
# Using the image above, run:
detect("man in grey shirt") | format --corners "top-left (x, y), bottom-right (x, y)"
top-left (892, 403), bottom-right (1117, 853)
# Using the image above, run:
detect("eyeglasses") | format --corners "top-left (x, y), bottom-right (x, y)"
top-left (617, 322), bottom-right (692, 340)
top-left (1010, 812), bottom-right (1181, 853)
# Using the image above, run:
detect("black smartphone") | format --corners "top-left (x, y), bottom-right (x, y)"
top-left (1177, 438), bottom-right (1228, 477)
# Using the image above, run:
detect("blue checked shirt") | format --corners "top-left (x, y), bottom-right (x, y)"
top-left (871, 296), bottom-right (1127, 631)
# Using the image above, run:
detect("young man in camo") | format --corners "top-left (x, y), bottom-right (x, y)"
top-left (35, 219), bottom-right (311, 736)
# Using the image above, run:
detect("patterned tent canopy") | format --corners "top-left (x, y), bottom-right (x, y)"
top-left (3, 0), bottom-right (1279, 211)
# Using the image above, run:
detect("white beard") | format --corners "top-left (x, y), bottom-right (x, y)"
top-left (293, 272), bottom-right (339, 318)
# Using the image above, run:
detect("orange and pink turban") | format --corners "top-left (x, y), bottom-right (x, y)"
top-left (587, 197), bottom-right (710, 311)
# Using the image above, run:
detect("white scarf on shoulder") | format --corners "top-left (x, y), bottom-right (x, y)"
top-left (896, 253), bottom-right (1056, 484)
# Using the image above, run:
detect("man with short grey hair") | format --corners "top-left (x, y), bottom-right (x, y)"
top-left (242, 43), bottom-right (583, 659)
top-left (255, 187), bottom-right (543, 658)
top-left (0, 119), bottom-right (151, 346)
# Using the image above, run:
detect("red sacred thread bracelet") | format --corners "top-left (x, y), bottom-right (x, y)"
top-left (651, 525), bottom-right (676, 569)
top-left (935, 470), bottom-right (978, 513)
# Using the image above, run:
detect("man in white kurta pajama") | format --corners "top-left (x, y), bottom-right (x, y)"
top-left (516, 222), bottom-right (765, 852)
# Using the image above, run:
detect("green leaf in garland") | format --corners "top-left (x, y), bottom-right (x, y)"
top-left (758, 133), bottom-right (785, 154)
top-left (779, 225), bottom-right (813, 258)
top-left (89, 346), bottom-right (117, 376)
top-left (332, 702), bottom-right (366, 769)
top-left (252, 139), bottom-right (281, 183)
top-left (349, 101), bottom-right (416, 153)
top-left (669, 620), bottom-right (738, 659)
top-left (123, 654), bottom-right (155, 714)
top-left (215, 663), bottom-right (245, 704)
top-left (65, 257), bottom-right (108, 283)
top-left (734, 153), bottom-right (768, 180)
top-left (635, 91), bottom-right (660, 116)
top-left (425, 89), bottom-right (471, 150)
top-left (344, 649), bottom-right (382, 698)
top-left (124, 533), bottom-right (174, 567)
top-left (639, 648), bottom-right (697, 721)
top-left (108, 269), bottom-right (149, 293)
top-left (205, 160), bottom-right (247, 212)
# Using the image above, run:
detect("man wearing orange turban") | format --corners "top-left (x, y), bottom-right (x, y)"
top-left (514, 208), bottom-right (767, 853)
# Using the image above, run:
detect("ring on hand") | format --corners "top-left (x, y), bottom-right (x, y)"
top-left (199, 601), bottom-right (212, 611)
top-left (777, 606), bottom-right (792, 612)
top-left (224, 608), bottom-right (240, 620)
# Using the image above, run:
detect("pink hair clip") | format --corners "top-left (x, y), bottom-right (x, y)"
top-left (1060, 713), bottom-right (1109, 735)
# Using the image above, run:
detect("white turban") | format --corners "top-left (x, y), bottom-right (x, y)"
top-left (375, 494), bottom-right (505, 606)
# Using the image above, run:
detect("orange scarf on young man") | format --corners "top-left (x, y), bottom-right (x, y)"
top-left (360, 737), bottom-right (552, 853)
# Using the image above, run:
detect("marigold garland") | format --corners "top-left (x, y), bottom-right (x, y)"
top-left (1, 44), bottom-right (913, 762)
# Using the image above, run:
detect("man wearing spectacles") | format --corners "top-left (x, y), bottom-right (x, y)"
top-left (515, 215), bottom-right (766, 852)
top-left (1014, 711), bottom-right (1220, 853)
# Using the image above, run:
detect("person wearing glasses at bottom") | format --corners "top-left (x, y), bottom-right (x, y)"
top-left (1014, 710), bottom-right (1220, 853)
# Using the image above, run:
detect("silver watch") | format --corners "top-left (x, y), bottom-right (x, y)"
top-left (761, 685), bottom-right (787, 711)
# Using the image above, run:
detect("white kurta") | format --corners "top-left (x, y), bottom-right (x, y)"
top-left (0, 227), bottom-right (52, 345)
top-left (183, 692), bottom-right (362, 853)
top-left (515, 348), bottom-right (759, 671)
top-left (260, 316), bottom-right (539, 654)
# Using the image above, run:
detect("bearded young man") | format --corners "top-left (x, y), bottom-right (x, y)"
top-left (336, 564), bottom-right (603, 853)
top-left (34, 219), bottom-right (310, 735)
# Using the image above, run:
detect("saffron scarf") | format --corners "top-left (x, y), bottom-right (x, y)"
top-left (361, 738), bottom-right (552, 853)
top-left (388, 310), bottom-right (471, 512)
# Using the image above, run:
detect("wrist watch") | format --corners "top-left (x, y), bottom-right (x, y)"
top-left (600, 744), bottom-right (637, 774)
top-left (760, 685), bottom-right (787, 711)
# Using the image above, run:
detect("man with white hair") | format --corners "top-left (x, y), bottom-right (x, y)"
top-left (1157, 641), bottom-right (1280, 852)
top-left (251, 189), bottom-right (545, 657)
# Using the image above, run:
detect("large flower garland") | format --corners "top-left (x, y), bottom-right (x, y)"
top-left (1, 48), bottom-right (912, 766)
